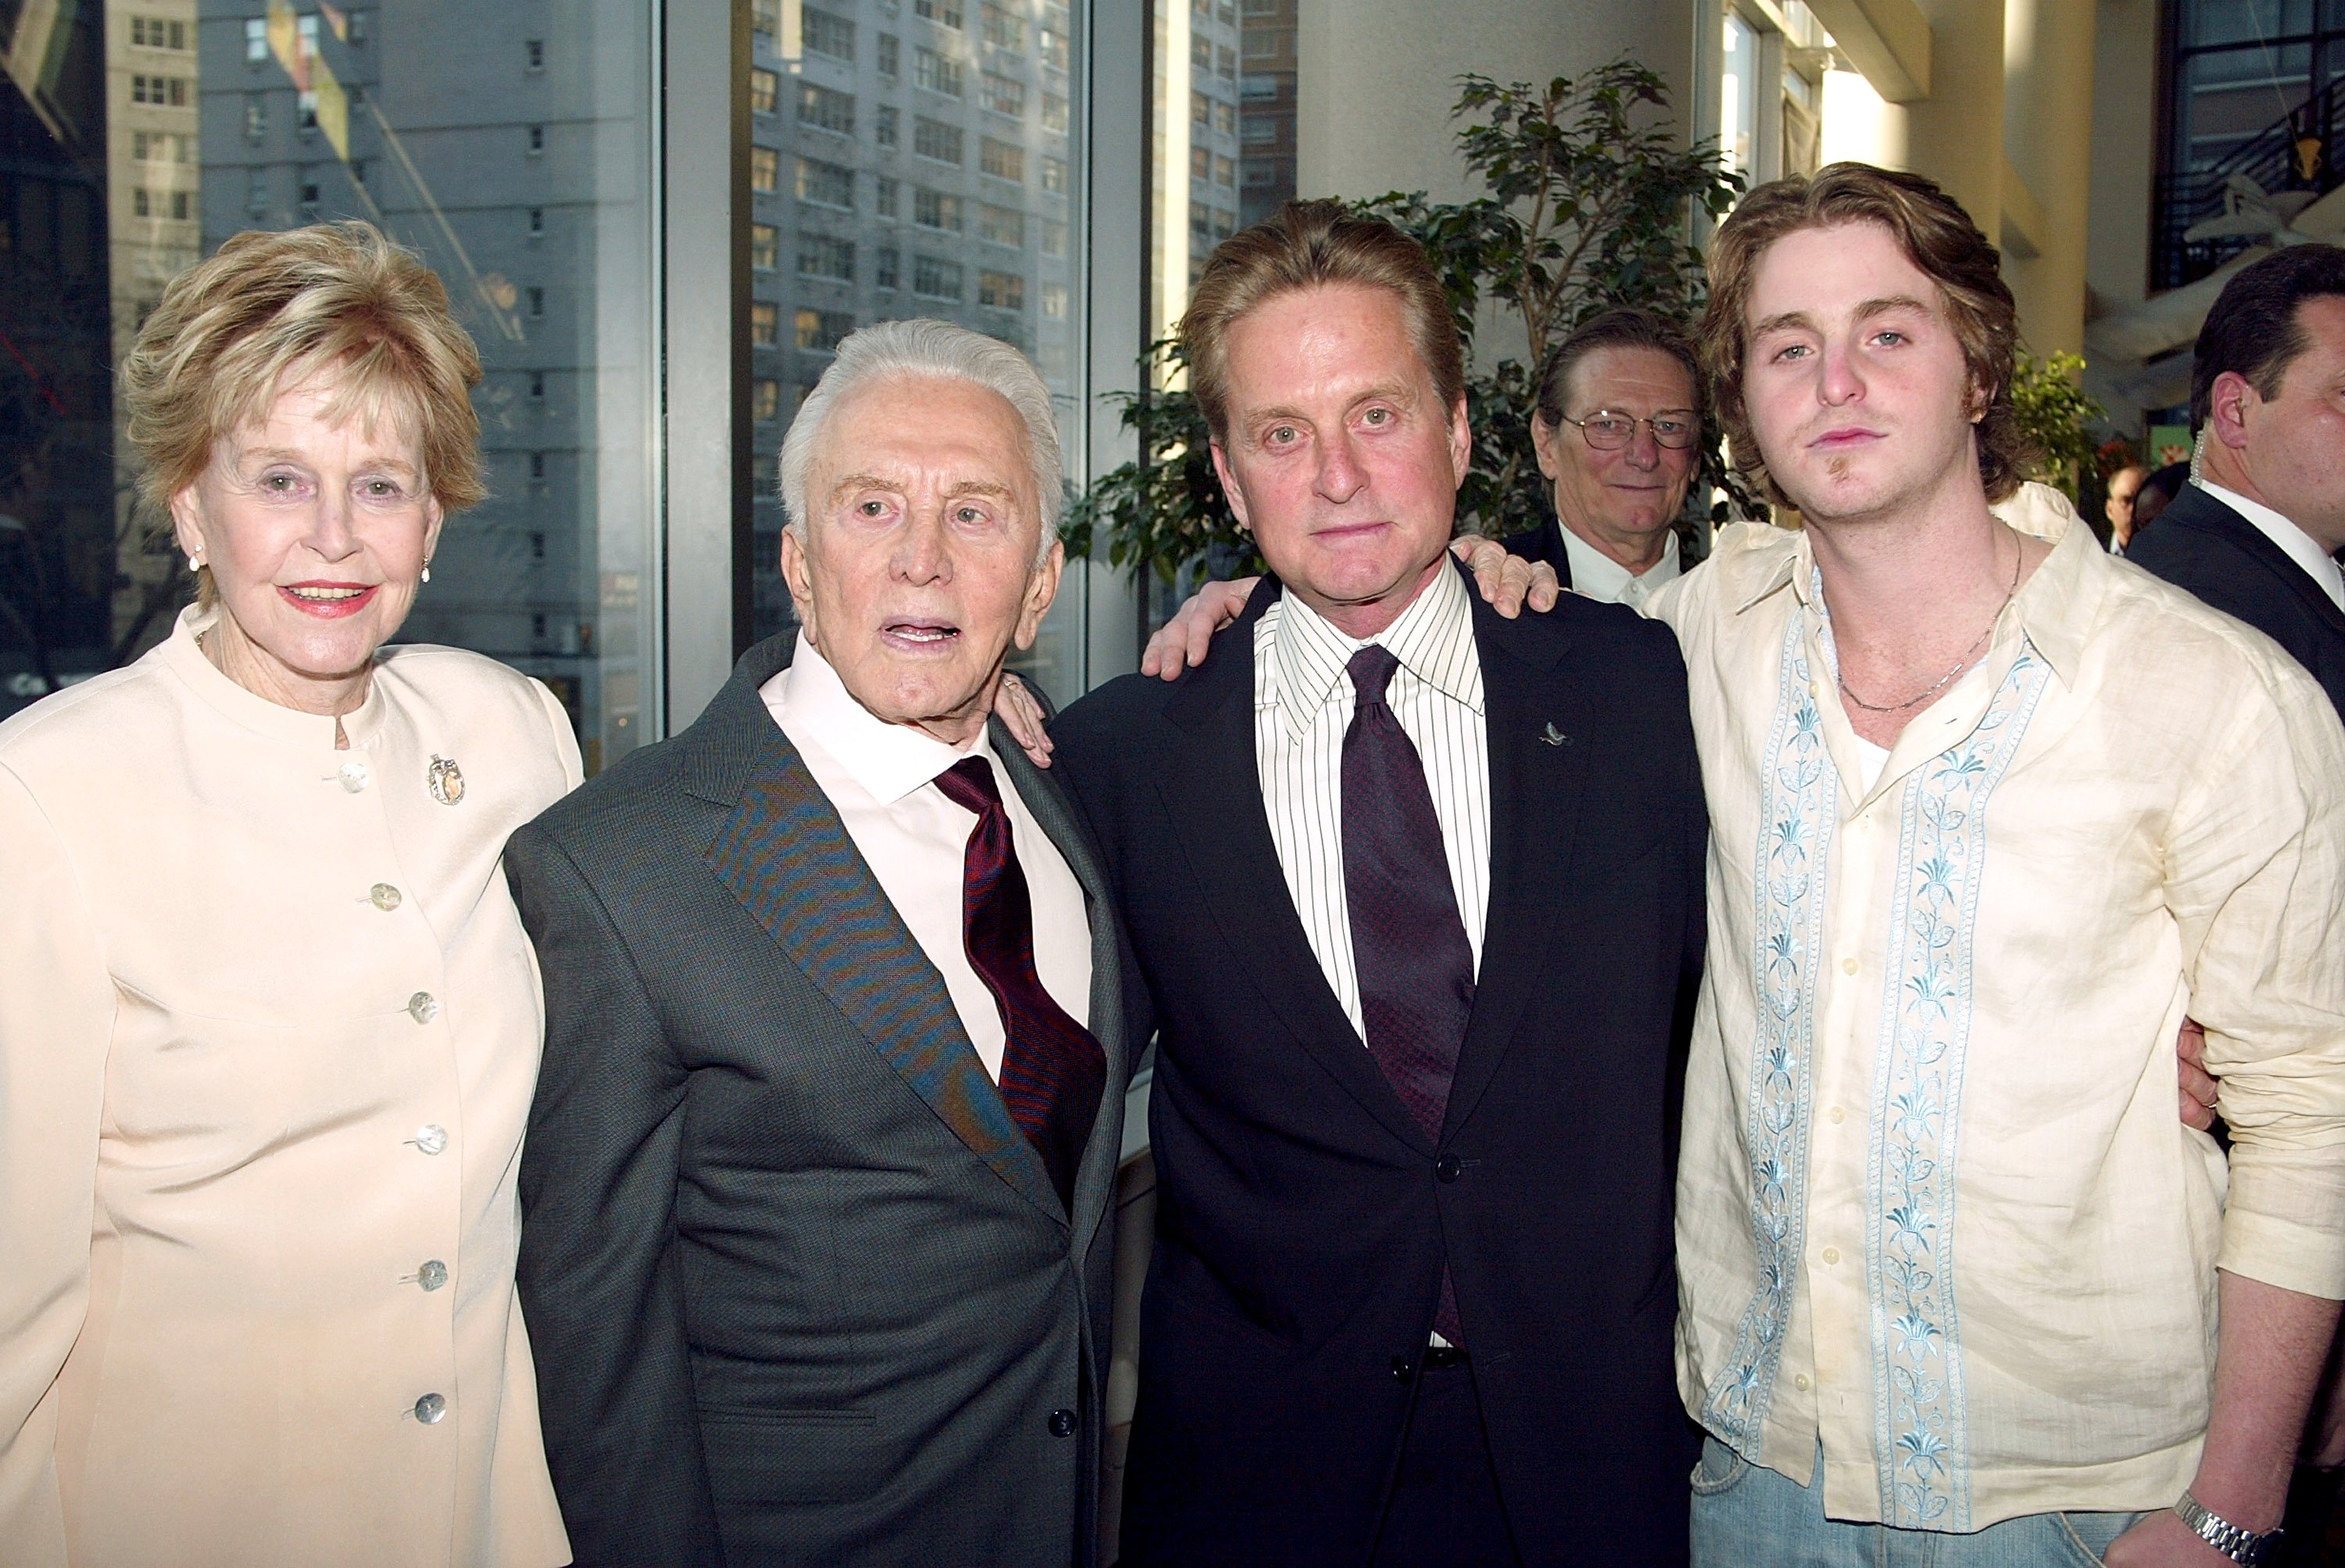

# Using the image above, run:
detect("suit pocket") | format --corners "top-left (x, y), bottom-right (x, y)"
top-left (699, 1407), bottom-right (883, 1505)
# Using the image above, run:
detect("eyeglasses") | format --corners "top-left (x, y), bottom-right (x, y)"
top-left (1558, 410), bottom-right (1700, 451)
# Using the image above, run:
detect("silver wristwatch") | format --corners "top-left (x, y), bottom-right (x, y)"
top-left (2173, 1489), bottom-right (2283, 1566)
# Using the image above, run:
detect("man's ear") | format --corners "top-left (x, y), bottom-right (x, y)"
top-left (2209, 370), bottom-right (2259, 450)
top-left (1209, 439), bottom-right (1251, 535)
top-left (1014, 538), bottom-right (1065, 650)
top-left (1447, 395), bottom-right (1473, 485)
top-left (1529, 412), bottom-right (1563, 482)
top-left (779, 524), bottom-right (819, 645)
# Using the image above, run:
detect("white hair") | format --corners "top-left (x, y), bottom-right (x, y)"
top-left (779, 317), bottom-right (1064, 567)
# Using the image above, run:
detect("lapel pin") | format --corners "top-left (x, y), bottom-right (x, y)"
top-left (1541, 722), bottom-right (1571, 747)
top-left (427, 754), bottom-right (467, 805)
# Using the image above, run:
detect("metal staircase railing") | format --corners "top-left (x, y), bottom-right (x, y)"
top-left (2153, 72), bottom-right (2345, 291)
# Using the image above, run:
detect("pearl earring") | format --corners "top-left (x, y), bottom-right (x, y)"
top-left (187, 553), bottom-right (202, 571)
top-left (421, 560), bottom-right (432, 585)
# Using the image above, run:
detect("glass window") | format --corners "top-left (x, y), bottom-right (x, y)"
top-left (977, 268), bottom-right (1025, 309)
top-left (875, 245), bottom-right (901, 288)
top-left (982, 3), bottom-right (1027, 50)
top-left (1040, 7), bottom-right (1071, 71)
top-left (978, 202), bottom-right (1026, 246)
top-left (0, 0), bottom-right (661, 768)
top-left (798, 82), bottom-right (857, 136)
top-left (750, 145), bottom-right (780, 192)
top-left (875, 104), bottom-right (900, 148)
top-left (981, 135), bottom-right (1026, 181)
top-left (753, 222), bottom-right (781, 270)
top-left (1042, 93), bottom-right (1068, 134)
top-left (914, 187), bottom-right (965, 230)
top-left (795, 307), bottom-right (856, 350)
top-left (804, 8), bottom-right (857, 62)
top-left (752, 0), bottom-right (783, 48)
top-left (915, 47), bottom-right (966, 97)
top-left (1193, 88), bottom-right (1211, 124)
top-left (1214, 100), bottom-right (1235, 134)
top-left (797, 234), bottom-right (858, 281)
top-left (1215, 43), bottom-right (1235, 80)
top-left (915, 115), bottom-right (965, 163)
top-left (751, 67), bottom-right (779, 115)
top-left (1190, 143), bottom-right (1210, 181)
top-left (912, 254), bottom-right (965, 299)
top-left (1192, 34), bottom-right (1212, 68)
top-left (751, 300), bottom-right (781, 347)
top-left (878, 34), bottom-right (900, 77)
top-left (797, 156), bottom-right (857, 209)
top-left (753, 378), bottom-right (782, 421)
top-left (915, 0), bottom-right (966, 27)
top-left (1041, 154), bottom-right (1067, 192)
top-left (1042, 218), bottom-right (1068, 256)
top-left (983, 72), bottom-right (1027, 117)
top-left (875, 175), bottom-right (900, 217)
top-left (1043, 281), bottom-right (1069, 317)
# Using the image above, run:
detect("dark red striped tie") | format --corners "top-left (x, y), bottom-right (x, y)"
top-left (935, 757), bottom-right (1106, 1213)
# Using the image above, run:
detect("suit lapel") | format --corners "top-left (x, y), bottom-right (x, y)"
top-left (2194, 493), bottom-right (2345, 640)
top-left (693, 646), bottom-right (1065, 1226)
top-left (993, 724), bottom-right (1129, 1262)
top-left (1444, 588), bottom-right (1590, 1138)
top-left (1157, 578), bottom-right (1434, 1154)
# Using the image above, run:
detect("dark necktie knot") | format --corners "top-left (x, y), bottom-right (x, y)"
top-left (935, 755), bottom-right (1003, 817)
top-left (1348, 644), bottom-right (1401, 708)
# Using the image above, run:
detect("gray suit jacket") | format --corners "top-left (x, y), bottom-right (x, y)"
top-left (510, 632), bottom-right (1130, 1567)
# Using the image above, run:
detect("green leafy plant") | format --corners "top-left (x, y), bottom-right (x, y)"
top-left (2009, 351), bottom-right (2106, 510)
top-left (1062, 60), bottom-right (1745, 585)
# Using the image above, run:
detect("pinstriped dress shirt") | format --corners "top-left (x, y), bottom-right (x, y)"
top-left (1251, 562), bottom-right (1491, 1044)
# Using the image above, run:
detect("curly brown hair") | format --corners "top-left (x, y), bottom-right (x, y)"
top-left (1698, 163), bottom-right (2034, 508)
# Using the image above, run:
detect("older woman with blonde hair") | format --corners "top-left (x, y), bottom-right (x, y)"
top-left (0, 222), bottom-right (574, 1566)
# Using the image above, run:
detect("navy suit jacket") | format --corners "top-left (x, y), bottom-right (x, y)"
top-left (1050, 565), bottom-right (1706, 1566)
top-left (2127, 482), bottom-right (2345, 719)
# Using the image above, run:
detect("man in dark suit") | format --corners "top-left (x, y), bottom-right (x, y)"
top-left (510, 320), bottom-right (1130, 1566)
top-left (2128, 244), bottom-right (2345, 721)
top-left (1051, 202), bottom-right (1705, 1566)
top-left (1502, 308), bottom-right (1702, 610)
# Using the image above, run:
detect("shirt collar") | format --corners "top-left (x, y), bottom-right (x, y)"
top-left (768, 633), bottom-right (993, 804)
top-left (1269, 559), bottom-right (1483, 743)
top-left (2195, 478), bottom-right (2345, 611)
top-left (1560, 525), bottom-right (1680, 605)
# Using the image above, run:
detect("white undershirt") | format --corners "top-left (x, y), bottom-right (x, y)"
top-left (763, 636), bottom-right (1092, 1081)
top-left (1854, 736), bottom-right (1892, 794)
top-left (2196, 478), bottom-right (2345, 612)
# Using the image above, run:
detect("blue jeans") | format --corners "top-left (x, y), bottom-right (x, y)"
top-left (1689, 1437), bottom-right (2151, 1567)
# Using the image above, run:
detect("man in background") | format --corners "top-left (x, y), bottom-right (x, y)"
top-left (2105, 460), bottom-right (2147, 553)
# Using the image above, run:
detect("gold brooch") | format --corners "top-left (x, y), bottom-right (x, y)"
top-left (427, 754), bottom-right (466, 805)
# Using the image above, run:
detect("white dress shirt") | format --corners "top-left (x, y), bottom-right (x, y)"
top-left (1252, 562), bottom-right (1491, 1042)
top-left (2196, 478), bottom-right (2345, 611)
top-left (1563, 524), bottom-right (1681, 610)
top-left (763, 636), bottom-right (1091, 1082)
top-left (1652, 486), bottom-right (2345, 1530)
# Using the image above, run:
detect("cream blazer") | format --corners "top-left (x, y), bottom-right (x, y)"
top-left (0, 607), bottom-right (580, 1567)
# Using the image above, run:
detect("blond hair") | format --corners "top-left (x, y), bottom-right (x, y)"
top-left (122, 222), bottom-right (485, 597)
top-left (1180, 199), bottom-right (1463, 444)
top-left (1699, 163), bottom-right (2033, 507)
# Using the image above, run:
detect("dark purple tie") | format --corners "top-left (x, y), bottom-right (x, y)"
top-left (935, 757), bottom-right (1106, 1213)
top-left (1341, 646), bottom-right (1473, 1341)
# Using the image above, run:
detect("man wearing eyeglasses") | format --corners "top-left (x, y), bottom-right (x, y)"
top-left (1505, 308), bottom-right (1704, 610)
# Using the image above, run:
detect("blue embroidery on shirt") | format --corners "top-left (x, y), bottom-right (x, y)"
top-left (1863, 646), bottom-right (2050, 1531)
top-left (1703, 615), bottom-right (1836, 1451)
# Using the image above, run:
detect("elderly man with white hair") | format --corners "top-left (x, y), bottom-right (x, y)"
top-left (508, 320), bottom-right (1133, 1567)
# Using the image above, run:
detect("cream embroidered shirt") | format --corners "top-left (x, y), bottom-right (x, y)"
top-left (1653, 488), bottom-right (2345, 1531)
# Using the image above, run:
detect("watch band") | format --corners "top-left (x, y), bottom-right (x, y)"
top-left (2174, 1488), bottom-right (2283, 1567)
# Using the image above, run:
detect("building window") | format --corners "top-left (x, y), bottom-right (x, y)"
top-left (131, 16), bottom-right (189, 50)
top-left (245, 96), bottom-right (267, 138)
top-left (1242, 72), bottom-right (1277, 101)
top-left (1042, 219), bottom-right (1067, 256)
top-left (1193, 89), bottom-right (1211, 125)
top-left (1190, 144), bottom-right (1210, 181)
top-left (751, 67), bottom-right (779, 115)
top-left (1042, 93), bottom-right (1068, 134)
top-left (530, 371), bottom-right (547, 399)
top-left (798, 83), bottom-right (856, 136)
top-left (876, 246), bottom-right (900, 288)
top-left (878, 34), bottom-right (900, 78)
top-left (876, 105), bottom-right (900, 149)
top-left (1191, 34), bottom-right (1212, 70)
top-left (1040, 9), bottom-right (1070, 72)
top-left (1217, 45), bottom-right (1237, 81)
top-left (245, 17), bottom-right (268, 63)
top-left (1041, 156), bottom-right (1067, 193)
top-left (752, 223), bottom-right (779, 270)
top-left (1042, 281), bottom-right (1069, 318)
top-left (915, 47), bottom-right (965, 97)
top-left (798, 234), bottom-right (857, 281)
top-left (914, 116), bottom-right (963, 163)
top-left (1215, 101), bottom-right (1235, 135)
top-left (751, 300), bottom-right (780, 347)
top-left (981, 136), bottom-right (1026, 182)
top-left (247, 167), bottom-right (269, 212)
top-left (131, 74), bottom-right (192, 107)
top-left (525, 38), bottom-right (546, 73)
top-left (528, 206), bottom-right (546, 235)
top-left (750, 145), bottom-right (779, 193)
top-left (978, 269), bottom-right (1025, 310)
top-left (797, 156), bottom-right (856, 209)
top-left (1214, 154), bottom-right (1234, 187)
top-left (912, 255), bottom-right (964, 299)
top-left (804, 8), bottom-right (856, 63)
top-left (528, 124), bottom-right (546, 155)
top-left (983, 2), bottom-right (1026, 51)
top-left (531, 532), bottom-right (548, 560)
top-left (978, 202), bottom-right (1025, 247)
top-left (132, 188), bottom-right (150, 218)
top-left (982, 72), bottom-right (1026, 117)
top-left (530, 452), bottom-right (549, 480)
top-left (915, 0), bottom-right (965, 27)
top-left (875, 175), bottom-right (900, 217)
top-left (751, 0), bottom-right (782, 49)
top-left (796, 308), bottom-right (855, 351)
top-left (528, 286), bottom-right (546, 317)
top-left (914, 187), bottom-right (964, 231)
top-left (753, 378), bottom-right (781, 421)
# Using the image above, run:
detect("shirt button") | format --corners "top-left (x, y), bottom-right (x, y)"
top-left (414, 1392), bottom-right (447, 1424)
top-left (1047, 1409), bottom-right (1077, 1438)
top-left (1434, 1155), bottom-right (1462, 1183)
top-left (371, 882), bottom-right (403, 911)
top-left (1828, 1105), bottom-right (1846, 1125)
top-left (408, 991), bottom-right (439, 1024)
top-left (414, 1124), bottom-right (449, 1155)
top-left (1840, 957), bottom-right (1859, 976)
top-left (1795, 1374), bottom-right (1812, 1391)
top-left (338, 758), bottom-right (371, 793)
top-left (417, 1259), bottom-right (449, 1291)
top-left (1822, 1247), bottom-right (1841, 1265)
